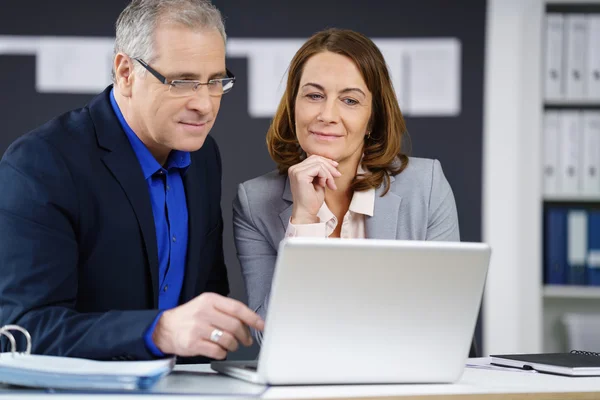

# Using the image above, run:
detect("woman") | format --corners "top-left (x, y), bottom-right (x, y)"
top-left (233, 28), bottom-right (460, 341)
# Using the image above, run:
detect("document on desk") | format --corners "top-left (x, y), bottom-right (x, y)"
top-left (0, 353), bottom-right (175, 390)
top-left (0, 363), bottom-right (267, 396)
top-left (466, 357), bottom-right (538, 373)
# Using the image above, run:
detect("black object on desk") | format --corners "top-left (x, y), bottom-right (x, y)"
top-left (490, 350), bottom-right (600, 376)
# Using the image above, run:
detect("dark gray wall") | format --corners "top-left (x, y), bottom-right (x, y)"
top-left (0, 0), bottom-right (486, 360)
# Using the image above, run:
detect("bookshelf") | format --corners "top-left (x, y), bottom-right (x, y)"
top-left (545, 99), bottom-right (600, 106)
top-left (542, 0), bottom-right (600, 353)
top-left (484, 0), bottom-right (600, 356)
top-left (545, 196), bottom-right (600, 202)
top-left (544, 284), bottom-right (600, 298)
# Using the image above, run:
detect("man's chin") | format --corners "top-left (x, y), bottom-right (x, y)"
top-left (175, 136), bottom-right (208, 153)
top-left (173, 123), bottom-right (212, 152)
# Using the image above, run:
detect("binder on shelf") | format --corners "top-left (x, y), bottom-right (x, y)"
top-left (545, 207), bottom-right (568, 285)
top-left (587, 15), bottom-right (600, 100)
top-left (581, 112), bottom-right (600, 197)
top-left (0, 325), bottom-right (175, 391)
top-left (545, 13), bottom-right (565, 100)
top-left (558, 111), bottom-right (582, 196)
top-left (567, 209), bottom-right (588, 285)
top-left (588, 210), bottom-right (600, 286)
top-left (564, 14), bottom-right (588, 100)
top-left (543, 111), bottom-right (561, 196)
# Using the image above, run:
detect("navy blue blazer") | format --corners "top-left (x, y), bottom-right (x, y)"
top-left (0, 86), bottom-right (229, 363)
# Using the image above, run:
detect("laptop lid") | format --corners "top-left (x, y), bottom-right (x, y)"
top-left (220, 238), bottom-right (490, 385)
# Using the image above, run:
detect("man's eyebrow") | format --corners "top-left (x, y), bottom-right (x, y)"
top-left (169, 70), bottom-right (228, 80)
top-left (168, 71), bottom-right (200, 80)
top-left (208, 70), bottom-right (228, 80)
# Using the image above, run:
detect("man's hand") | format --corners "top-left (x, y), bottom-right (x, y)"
top-left (152, 292), bottom-right (265, 359)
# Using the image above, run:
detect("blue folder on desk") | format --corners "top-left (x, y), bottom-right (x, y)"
top-left (0, 353), bottom-right (175, 390)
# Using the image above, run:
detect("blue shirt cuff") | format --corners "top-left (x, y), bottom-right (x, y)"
top-left (144, 311), bottom-right (166, 357)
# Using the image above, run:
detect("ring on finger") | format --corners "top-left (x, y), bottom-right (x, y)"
top-left (210, 328), bottom-right (224, 343)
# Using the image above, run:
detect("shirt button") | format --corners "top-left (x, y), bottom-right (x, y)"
top-left (172, 236), bottom-right (176, 242)
top-left (163, 285), bottom-right (168, 292)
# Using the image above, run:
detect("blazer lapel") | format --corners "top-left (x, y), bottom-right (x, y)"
top-left (279, 177), bottom-right (294, 233)
top-left (102, 152), bottom-right (159, 306)
top-left (91, 87), bottom-right (159, 307)
top-left (180, 158), bottom-right (210, 303)
top-left (365, 176), bottom-right (402, 239)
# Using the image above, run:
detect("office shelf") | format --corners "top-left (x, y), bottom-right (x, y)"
top-left (544, 285), bottom-right (600, 299)
top-left (544, 99), bottom-right (600, 107)
top-left (544, 195), bottom-right (600, 203)
top-left (484, 0), bottom-right (600, 354)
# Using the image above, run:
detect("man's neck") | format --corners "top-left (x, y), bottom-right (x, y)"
top-left (113, 90), bottom-right (170, 166)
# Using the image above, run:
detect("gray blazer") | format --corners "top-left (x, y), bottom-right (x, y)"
top-left (233, 157), bottom-right (460, 338)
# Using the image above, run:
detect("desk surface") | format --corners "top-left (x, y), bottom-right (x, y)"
top-left (1, 358), bottom-right (600, 400)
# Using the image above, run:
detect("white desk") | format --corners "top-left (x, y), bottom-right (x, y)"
top-left (1, 358), bottom-right (600, 399)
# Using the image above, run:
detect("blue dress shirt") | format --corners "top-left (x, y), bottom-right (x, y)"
top-left (110, 89), bottom-right (190, 357)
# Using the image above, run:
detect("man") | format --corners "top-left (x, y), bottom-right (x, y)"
top-left (0, 0), bottom-right (263, 363)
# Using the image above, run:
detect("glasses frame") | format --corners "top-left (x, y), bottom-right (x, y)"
top-left (134, 58), bottom-right (236, 96)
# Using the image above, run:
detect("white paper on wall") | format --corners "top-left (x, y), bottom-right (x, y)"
top-left (0, 35), bottom-right (462, 118)
top-left (36, 37), bottom-right (114, 93)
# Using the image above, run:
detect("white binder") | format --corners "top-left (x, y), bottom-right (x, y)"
top-left (545, 14), bottom-right (565, 100)
top-left (0, 325), bottom-right (174, 390)
top-left (565, 15), bottom-right (588, 100)
top-left (587, 15), bottom-right (600, 100)
top-left (543, 111), bottom-right (561, 196)
top-left (582, 112), bottom-right (600, 196)
top-left (567, 210), bottom-right (588, 271)
top-left (559, 111), bottom-right (582, 196)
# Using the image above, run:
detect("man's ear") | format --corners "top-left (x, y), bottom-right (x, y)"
top-left (113, 53), bottom-right (135, 97)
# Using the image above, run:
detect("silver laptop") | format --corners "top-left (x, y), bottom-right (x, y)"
top-left (212, 237), bottom-right (491, 385)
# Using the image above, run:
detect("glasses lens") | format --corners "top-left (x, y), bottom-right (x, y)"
top-left (207, 80), bottom-right (223, 96)
top-left (169, 79), bottom-right (234, 97)
top-left (169, 81), bottom-right (197, 97)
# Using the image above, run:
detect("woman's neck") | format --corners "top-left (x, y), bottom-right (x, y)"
top-left (324, 155), bottom-right (360, 209)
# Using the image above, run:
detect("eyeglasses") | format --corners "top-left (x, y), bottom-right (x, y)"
top-left (134, 58), bottom-right (235, 97)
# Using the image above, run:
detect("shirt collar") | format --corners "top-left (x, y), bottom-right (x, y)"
top-left (349, 164), bottom-right (375, 217)
top-left (109, 88), bottom-right (191, 179)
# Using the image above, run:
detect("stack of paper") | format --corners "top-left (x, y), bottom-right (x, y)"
top-left (0, 353), bottom-right (175, 390)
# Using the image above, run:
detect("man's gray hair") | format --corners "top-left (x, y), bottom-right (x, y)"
top-left (112, 0), bottom-right (226, 82)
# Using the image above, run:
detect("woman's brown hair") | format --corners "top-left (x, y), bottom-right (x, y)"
top-left (266, 28), bottom-right (409, 195)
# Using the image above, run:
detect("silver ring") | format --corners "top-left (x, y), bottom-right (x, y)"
top-left (210, 328), bottom-right (223, 343)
